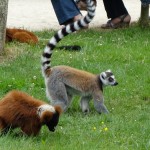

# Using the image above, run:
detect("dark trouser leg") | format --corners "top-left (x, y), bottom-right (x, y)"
top-left (103, 0), bottom-right (129, 19)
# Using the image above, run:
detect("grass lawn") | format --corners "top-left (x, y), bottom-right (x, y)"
top-left (0, 25), bottom-right (150, 150)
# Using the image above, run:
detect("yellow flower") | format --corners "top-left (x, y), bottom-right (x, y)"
top-left (101, 121), bottom-right (104, 124)
top-left (93, 127), bottom-right (96, 130)
top-left (104, 127), bottom-right (108, 131)
top-left (33, 76), bottom-right (37, 80)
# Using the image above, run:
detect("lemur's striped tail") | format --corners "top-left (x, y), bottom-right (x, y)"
top-left (41, 0), bottom-right (96, 77)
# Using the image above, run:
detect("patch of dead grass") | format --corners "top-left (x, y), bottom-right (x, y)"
top-left (0, 47), bottom-right (23, 64)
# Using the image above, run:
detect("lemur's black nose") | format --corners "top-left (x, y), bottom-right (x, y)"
top-left (114, 82), bottom-right (118, 86)
top-left (48, 127), bottom-right (55, 132)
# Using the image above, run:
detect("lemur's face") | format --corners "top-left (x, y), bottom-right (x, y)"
top-left (46, 112), bottom-right (60, 132)
top-left (38, 105), bottom-right (61, 132)
top-left (100, 70), bottom-right (118, 86)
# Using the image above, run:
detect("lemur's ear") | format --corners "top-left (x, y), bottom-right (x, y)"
top-left (54, 105), bottom-right (62, 115)
top-left (106, 69), bottom-right (111, 72)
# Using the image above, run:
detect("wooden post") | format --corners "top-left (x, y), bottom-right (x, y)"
top-left (140, 0), bottom-right (150, 27)
top-left (0, 0), bottom-right (8, 55)
top-left (140, 4), bottom-right (149, 26)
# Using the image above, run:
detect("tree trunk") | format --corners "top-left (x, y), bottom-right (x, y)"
top-left (0, 0), bottom-right (8, 55)
top-left (140, 4), bottom-right (149, 27)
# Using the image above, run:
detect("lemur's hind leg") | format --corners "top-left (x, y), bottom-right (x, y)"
top-left (48, 80), bottom-right (69, 112)
top-left (66, 93), bottom-right (73, 109)
top-left (80, 96), bottom-right (91, 114)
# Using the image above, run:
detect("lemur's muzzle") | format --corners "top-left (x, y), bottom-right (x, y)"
top-left (48, 125), bottom-right (56, 132)
top-left (113, 82), bottom-right (118, 86)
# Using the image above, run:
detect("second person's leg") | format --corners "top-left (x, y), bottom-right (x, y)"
top-left (101, 0), bottom-right (131, 29)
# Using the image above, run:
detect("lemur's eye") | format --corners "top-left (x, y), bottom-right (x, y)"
top-left (108, 77), bottom-right (114, 82)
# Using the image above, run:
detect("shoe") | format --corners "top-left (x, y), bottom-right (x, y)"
top-left (101, 14), bottom-right (131, 29)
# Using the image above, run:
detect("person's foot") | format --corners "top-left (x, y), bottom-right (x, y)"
top-left (101, 14), bottom-right (131, 29)
top-left (73, 14), bottom-right (83, 22)
top-left (73, 14), bottom-right (89, 29)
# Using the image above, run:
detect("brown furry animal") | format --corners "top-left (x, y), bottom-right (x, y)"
top-left (6, 28), bottom-right (38, 44)
top-left (0, 90), bottom-right (62, 136)
top-left (76, 0), bottom-right (97, 11)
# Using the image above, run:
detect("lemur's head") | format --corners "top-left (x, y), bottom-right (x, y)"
top-left (37, 105), bottom-right (62, 132)
top-left (100, 69), bottom-right (118, 86)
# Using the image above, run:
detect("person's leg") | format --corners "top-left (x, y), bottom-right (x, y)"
top-left (103, 0), bottom-right (129, 19)
top-left (102, 0), bottom-right (131, 29)
top-left (51, 0), bottom-right (81, 25)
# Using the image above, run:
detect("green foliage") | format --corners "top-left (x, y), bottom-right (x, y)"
top-left (0, 26), bottom-right (150, 150)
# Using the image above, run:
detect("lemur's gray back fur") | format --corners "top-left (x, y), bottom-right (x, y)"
top-left (41, 0), bottom-right (96, 77)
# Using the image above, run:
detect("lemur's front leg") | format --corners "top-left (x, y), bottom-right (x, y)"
top-left (93, 91), bottom-right (109, 114)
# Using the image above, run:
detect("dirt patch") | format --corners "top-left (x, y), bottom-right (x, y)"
top-left (7, 0), bottom-right (141, 31)
top-left (0, 47), bottom-right (22, 64)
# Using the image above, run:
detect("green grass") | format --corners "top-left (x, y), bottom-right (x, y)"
top-left (0, 26), bottom-right (150, 150)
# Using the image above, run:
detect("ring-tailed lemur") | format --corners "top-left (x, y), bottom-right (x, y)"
top-left (41, 0), bottom-right (118, 114)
